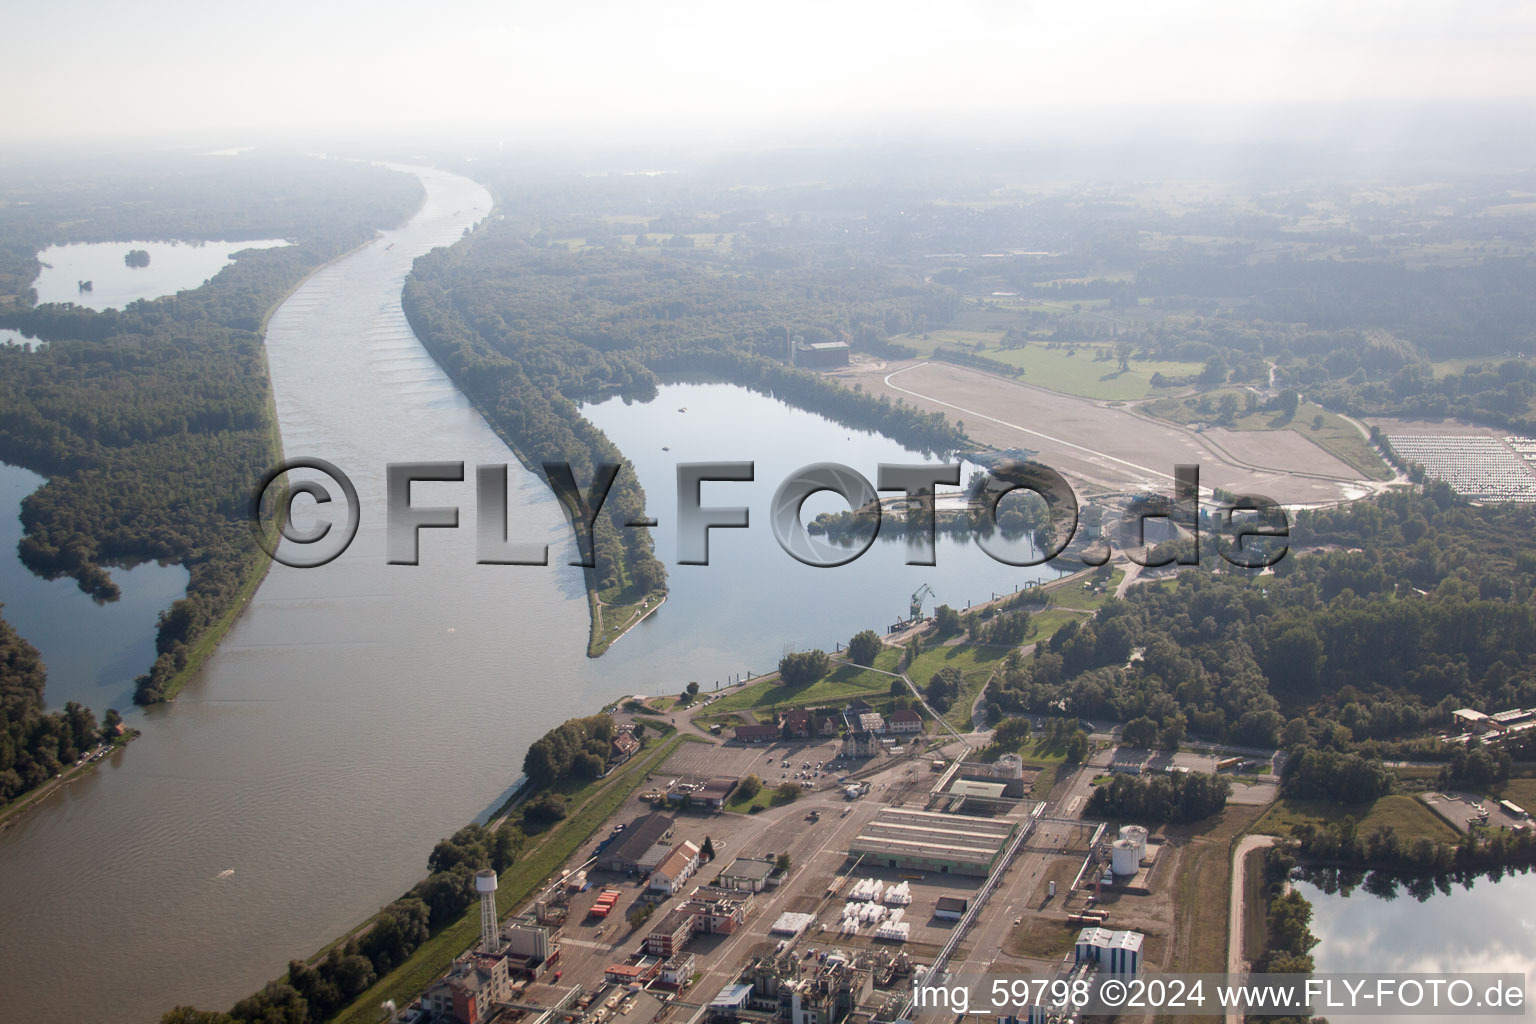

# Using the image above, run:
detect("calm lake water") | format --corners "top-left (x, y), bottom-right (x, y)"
top-left (1297, 872), bottom-right (1536, 1021)
top-left (33, 238), bottom-right (290, 311)
top-left (0, 165), bottom-right (1058, 1023)
top-left (583, 382), bottom-right (1065, 659)
top-left (0, 463), bottom-right (188, 711)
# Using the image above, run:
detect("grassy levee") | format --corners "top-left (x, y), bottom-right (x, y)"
top-left (332, 733), bottom-right (693, 1024)
top-left (709, 648), bottom-right (902, 714)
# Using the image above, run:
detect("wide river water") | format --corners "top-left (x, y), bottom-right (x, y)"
top-left (0, 166), bottom-right (1055, 1022)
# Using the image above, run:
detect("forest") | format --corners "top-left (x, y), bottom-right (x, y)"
top-left (0, 155), bottom-right (423, 706)
top-left (986, 482), bottom-right (1536, 763)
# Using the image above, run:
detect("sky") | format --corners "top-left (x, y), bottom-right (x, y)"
top-left (6, 1), bottom-right (1536, 145)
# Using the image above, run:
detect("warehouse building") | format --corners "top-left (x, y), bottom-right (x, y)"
top-left (846, 808), bottom-right (1016, 876)
top-left (1075, 927), bottom-right (1143, 975)
top-left (597, 812), bottom-right (676, 873)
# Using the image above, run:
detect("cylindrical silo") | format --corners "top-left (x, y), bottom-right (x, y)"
top-left (1119, 825), bottom-right (1149, 859)
top-left (1111, 839), bottom-right (1140, 875)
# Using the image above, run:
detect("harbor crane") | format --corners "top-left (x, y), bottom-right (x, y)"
top-left (909, 583), bottom-right (936, 622)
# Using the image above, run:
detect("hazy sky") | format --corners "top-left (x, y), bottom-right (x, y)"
top-left (6, 1), bottom-right (1536, 144)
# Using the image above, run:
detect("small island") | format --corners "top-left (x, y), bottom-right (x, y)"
top-left (124, 249), bottom-right (151, 268)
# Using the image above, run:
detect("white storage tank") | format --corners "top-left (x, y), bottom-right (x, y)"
top-left (1110, 839), bottom-right (1140, 876)
top-left (1119, 825), bottom-right (1149, 860)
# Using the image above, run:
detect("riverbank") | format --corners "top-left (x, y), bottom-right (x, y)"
top-left (325, 732), bottom-right (694, 1024)
top-left (0, 728), bottom-right (138, 831)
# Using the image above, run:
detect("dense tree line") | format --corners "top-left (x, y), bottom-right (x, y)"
top-left (1280, 748), bottom-right (1395, 803)
top-left (521, 714), bottom-right (617, 790)
top-left (1085, 769), bottom-right (1231, 823)
top-left (0, 157), bottom-right (423, 705)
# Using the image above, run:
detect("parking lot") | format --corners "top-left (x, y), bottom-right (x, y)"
top-left (1421, 791), bottom-right (1533, 834)
top-left (1106, 746), bottom-right (1280, 805)
top-left (662, 735), bottom-right (851, 793)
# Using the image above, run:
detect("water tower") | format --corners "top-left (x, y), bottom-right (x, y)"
top-left (475, 869), bottom-right (499, 951)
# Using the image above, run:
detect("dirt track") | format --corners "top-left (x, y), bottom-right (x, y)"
top-left (840, 360), bottom-right (1378, 506)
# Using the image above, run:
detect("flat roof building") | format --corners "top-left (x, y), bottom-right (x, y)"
top-left (719, 856), bottom-right (777, 892)
top-left (934, 895), bottom-right (969, 920)
top-left (848, 808), bottom-right (1016, 876)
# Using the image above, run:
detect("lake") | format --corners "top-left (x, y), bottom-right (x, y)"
top-left (582, 381), bottom-right (1066, 661)
top-left (32, 237), bottom-right (290, 311)
top-left (0, 462), bottom-right (189, 712)
top-left (1297, 870), bottom-right (1536, 1021)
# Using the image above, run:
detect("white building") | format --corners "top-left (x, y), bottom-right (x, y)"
top-left (648, 840), bottom-right (702, 896)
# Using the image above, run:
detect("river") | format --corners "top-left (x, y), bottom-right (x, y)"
top-left (0, 165), bottom-right (1055, 1022)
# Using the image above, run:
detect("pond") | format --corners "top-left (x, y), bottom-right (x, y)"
top-left (1297, 870), bottom-right (1536, 1021)
top-left (0, 462), bottom-right (188, 711)
top-left (32, 238), bottom-right (290, 311)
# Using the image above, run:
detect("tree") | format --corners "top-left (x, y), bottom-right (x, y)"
top-left (1277, 388), bottom-right (1300, 419)
top-left (686, 681), bottom-right (700, 697)
top-left (1157, 716), bottom-right (1186, 751)
top-left (890, 678), bottom-right (906, 697)
top-left (701, 835), bottom-right (716, 860)
top-left (775, 781), bottom-right (800, 802)
top-left (775, 852), bottom-right (791, 872)
top-left (934, 604), bottom-right (962, 636)
top-left (848, 629), bottom-right (882, 667)
top-left (778, 649), bottom-right (830, 687)
top-left (738, 774), bottom-right (762, 800)
top-left (1064, 730), bottom-right (1090, 763)
top-left (632, 719), bottom-right (647, 738)
top-left (1115, 341), bottom-right (1132, 372)
top-left (1122, 716), bottom-right (1158, 748)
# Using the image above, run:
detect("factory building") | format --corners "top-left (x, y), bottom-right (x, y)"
top-left (790, 339), bottom-right (851, 369)
top-left (597, 812), bottom-right (675, 873)
top-left (422, 951), bottom-right (513, 1024)
top-left (643, 892), bottom-right (752, 956)
top-left (1075, 927), bottom-right (1143, 975)
top-left (847, 808), bottom-right (1016, 876)
top-left (719, 856), bottom-right (777, 892)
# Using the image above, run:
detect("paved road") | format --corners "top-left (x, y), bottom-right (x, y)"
top-left (1226, 834), bottom-right (1278, 1024)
